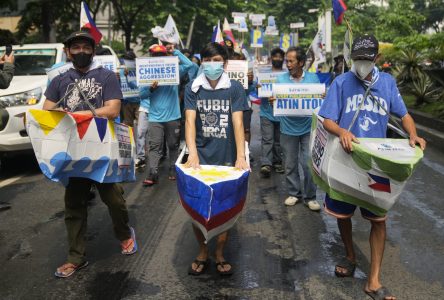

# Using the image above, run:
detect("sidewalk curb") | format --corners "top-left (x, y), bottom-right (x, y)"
top-left (408, 109), bottom-right (444, 152)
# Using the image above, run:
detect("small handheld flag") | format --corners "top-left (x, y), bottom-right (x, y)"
top-left (211, 20), bottom-right (224, 44)
top-left (332, 0), bottom-right (348, 25)
top-left (80, 1), bottom-right (102, 44)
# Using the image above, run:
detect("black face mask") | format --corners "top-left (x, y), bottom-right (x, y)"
top-left (71, 52), bottom-right (93, 69)
top-left (271, 59), bottom-right (283, 69)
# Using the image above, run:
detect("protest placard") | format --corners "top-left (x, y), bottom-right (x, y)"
top-left (272, 83), bottom-right (325, 116)
top-left (256, 71), bottom-right (285, 97)
top-left (226, 60), bottom-right (248, 89)
top-left (136, 56), bottom-right (179, 86)
top-left (119, 68), bottom-right (139, 99)
top-left (94, 55), bottom-right (118, 72)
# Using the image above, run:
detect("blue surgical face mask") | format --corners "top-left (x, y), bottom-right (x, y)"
top-left (202, 62), bottom-right (224, 80)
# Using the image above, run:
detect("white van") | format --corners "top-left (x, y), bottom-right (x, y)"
top-left (0, 43), bottom-right (120, 162)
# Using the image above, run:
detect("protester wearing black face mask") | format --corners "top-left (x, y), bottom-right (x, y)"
top-left (42, 30), bottom-right (138, 278)
top-left (259, 47), bottom-right (285, 178)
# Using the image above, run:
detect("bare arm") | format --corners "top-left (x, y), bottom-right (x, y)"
top-left (43, 99), bottom-right (121, 120)
top-left (401, 113), bottom-right (426, 150)
top-left (184, 109), bottom-right (200, 169)
top-left (232, 111), bottom-right (249, 170)
top-left (322, 118), bottom-right (359, 153)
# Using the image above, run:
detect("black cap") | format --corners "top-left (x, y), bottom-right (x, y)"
top-left (351, 34), bottom-right (379, 61)
top-left (64, 30), bottom-right (95, 47)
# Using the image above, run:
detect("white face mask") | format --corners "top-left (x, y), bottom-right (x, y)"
top-left (353, 60), bottom-right (375, 80)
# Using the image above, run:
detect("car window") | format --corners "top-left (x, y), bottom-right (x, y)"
top-left (12, 49), bottom-right (57, 76)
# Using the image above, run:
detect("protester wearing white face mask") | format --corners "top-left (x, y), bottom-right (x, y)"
top-left (318, 34), bottom-right (426, 300)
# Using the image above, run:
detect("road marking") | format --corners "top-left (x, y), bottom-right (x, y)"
top-left (0, 175), bottom-right (24, 188)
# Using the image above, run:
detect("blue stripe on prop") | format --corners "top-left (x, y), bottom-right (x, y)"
top-left (210, 172), bottom-right (249, 216)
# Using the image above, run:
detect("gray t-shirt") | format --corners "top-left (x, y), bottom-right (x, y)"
top-left (45, 66), bottom-right (122, 112)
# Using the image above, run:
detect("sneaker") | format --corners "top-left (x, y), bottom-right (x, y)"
top-left (304, 200), bottom-right (321, 211)
top-left (273, 163), bottom-right (285, 173)
top-left (135, 159), bottom-right (146, 169)
top-left (142, 173), bottom-right (158, 186)
top-left (284, 196), bottom-right (299, 206)
top-left (260, 165), bottom-right (271, 178)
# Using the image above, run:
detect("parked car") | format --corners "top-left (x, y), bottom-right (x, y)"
top-left (0, 43), bottom-right (120, 165)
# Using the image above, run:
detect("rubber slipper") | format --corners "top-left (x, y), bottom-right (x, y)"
top-left (54, 261), bottom-right (89, 278)
top-left (334, 257), bottom-right (356, 277)
top-left (188, 259), bottom-right (209, 276)
top-left (216, 261), bottom-right (233, 276)
top-left (121, 227), bottom-right (138, 255)
top-left (365, 286), bottom-right (396, 300)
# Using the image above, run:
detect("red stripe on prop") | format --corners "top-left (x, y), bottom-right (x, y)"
top-left (70, 113), bottom-right (94, 140)
top-left (369, 183), bottom-right (391, 193)
top-left (180, 196), bottom-right (246, 231)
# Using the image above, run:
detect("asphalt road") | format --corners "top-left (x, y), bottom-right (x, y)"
top-left (1, 107), bottom-right (443, 299)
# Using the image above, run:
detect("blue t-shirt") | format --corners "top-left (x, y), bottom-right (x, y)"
top-left (149, 50), bottom-right (194, 122)
top-left (45, 66), bottom-right (122, 112)
top-left (184, 80), bottom-right (249, 166)
top-left (318, 71), bottom-right (407, 138)
top-left (276, 71), bottom-right (320, 136)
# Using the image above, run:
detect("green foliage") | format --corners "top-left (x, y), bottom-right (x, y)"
top-left (396, 49), bottom-right (424, 86)
top-left (409, 72), bottom-right (440, 106)
top-left (0, 30), bottom-right (18, 46)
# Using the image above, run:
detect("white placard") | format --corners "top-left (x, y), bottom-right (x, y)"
top-left (115, 122), bottom-right (133, 167)
top-left (290, 22), bottom-right (305, 29)
top-left (136, 56), bottom-right (179, 86)
top-left (119, 67), bottom-right (139, 99)
top-left (265, 27), bottom-right (279, 36)
top-left (272, 83), bottom-right (325, 116)
top-left (46, 62), bottom-right (72, 82)
top-left (226, 60), bottom-right (248, 89)
top-left (312, 120), bottom-right (328, 176)
top-left (94, 55), bottom-right (118, 72)
top-left (256, 72), bottom-right (286, 97)
top-left (232, 12), bottom-right (248, 19)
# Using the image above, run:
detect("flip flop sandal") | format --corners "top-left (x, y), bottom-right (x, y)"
top-left (365, 286), bottom-right (396, 300)
top-left (334, 258), bottom-right (356, 277)
top-left (216, 261), bottom-right (233, 276)
top-left (121, 227), bottom-right (138, 255)
top-left (54, 261), bottom-right (89, 278)
top-left (188, 259), bottom-right (209, 276)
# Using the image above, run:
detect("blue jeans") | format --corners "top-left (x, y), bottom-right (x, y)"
top-left (260, 116), bottom-right (282, 166)
top-left (280, 132), bottom-right (316, 200)
top-left (137, 111), bottom-right (149, 161)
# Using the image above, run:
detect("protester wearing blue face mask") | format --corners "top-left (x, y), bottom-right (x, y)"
top-left (183, 42), bottom-right (250, 276)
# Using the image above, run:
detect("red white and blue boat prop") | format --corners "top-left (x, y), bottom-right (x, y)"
top-left (175, 147), bottom-right (249, 242)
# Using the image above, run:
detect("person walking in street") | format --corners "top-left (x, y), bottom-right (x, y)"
top-left (43, 30), bottom-right (137, 278)
top-left (319, 34), bottom-right (426, 300)
top-left (259, 47), bottom-right (285, 178)
top-left (184, 42), bottom-right (249, 276)
top-left (271, 46), bottom-right (321, 211)
top-left (142, 42), bottom-right (194, 186)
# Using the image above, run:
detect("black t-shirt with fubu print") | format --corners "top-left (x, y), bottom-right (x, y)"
top-left (45, 66), bottom-right (122, 112)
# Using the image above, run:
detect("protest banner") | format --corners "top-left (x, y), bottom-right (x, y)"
top-left (226, 60), bottom-right (248, 89)
top-left (272, 83), bottom-right (325, 116)
top-left (93, 55), bottom-right (118, 72)
top-left (250, 29), bottom-right (264, 48)
top-left (280, 34), bottom-right (292, 51)
top-left (136, 56), bottom-right (179, 86)
top-left (47, 63), bottom-right (73, 82)
top-left (119, 66), bottom-right (139, 99)
top-left (256, 71), bottom-right (285, 97)
top-left (310, 115), bottom-right (423, 216)
top-left (175, 147), bottom-right (249, 242)
top-left (26, 109), bottom-right (136, 186)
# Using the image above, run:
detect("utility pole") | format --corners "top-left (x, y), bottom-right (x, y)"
top-left (186, 14), bottom-right (196, 49)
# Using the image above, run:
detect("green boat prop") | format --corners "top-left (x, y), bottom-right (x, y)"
top-left (310, 115), bottom-right (423, 216)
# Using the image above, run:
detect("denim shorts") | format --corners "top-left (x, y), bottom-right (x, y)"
top-left (324, 193), bottom-right (387, 222)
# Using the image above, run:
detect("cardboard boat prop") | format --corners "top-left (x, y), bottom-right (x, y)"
top-left (25, 109), bottom-right (136, 186)
top-left (175, 146), bottom-right (249, 242)
top-left (310, 115), bottom-right (423, 216)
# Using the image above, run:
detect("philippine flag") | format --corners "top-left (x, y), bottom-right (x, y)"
top-left (332, 0), bottom-right (348, 25)
top-left (223, 18), bottom-right (237, 47)
top-left (249, 91), bottom-right (261, 105)
top-left (368, 173), bottom-right (391, 193)
top-left (80, 1), bottom-right (102, 44)
top-left (211, 20), bottom-right (224, 44)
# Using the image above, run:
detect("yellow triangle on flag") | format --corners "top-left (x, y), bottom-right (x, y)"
top-left (108, 120), bottom-right (115, 140)
top-left (129, 126), bottom-right (134, 145)
top-left (29, 109), bottom-right (66, 135)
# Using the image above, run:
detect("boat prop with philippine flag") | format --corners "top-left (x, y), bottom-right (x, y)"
top-left (175, 144), bottom-right (250, 243)
top-left (310, 114), bottom-right (423, 217)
